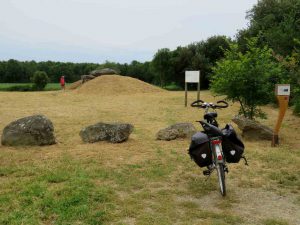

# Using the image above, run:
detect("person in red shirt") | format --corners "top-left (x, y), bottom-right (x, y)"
top-left (60, 76), bottom-right (65, 90)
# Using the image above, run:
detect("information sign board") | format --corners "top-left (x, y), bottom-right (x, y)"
top-left (185, 71), bottom-right (200, 83)
top-left (275, 84), bottom-right (290, 96)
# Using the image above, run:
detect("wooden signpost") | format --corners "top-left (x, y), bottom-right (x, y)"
top-left (271, 84), bottom-right (290, 147)
top-left (185, 71), bottom-right (200, 107)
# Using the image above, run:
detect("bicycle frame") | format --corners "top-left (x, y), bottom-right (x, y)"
top-left (195, 102), bottom-right (228, 196)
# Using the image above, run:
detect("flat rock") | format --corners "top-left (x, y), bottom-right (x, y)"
top-left (232, 115), bottom-right (273, 140)
top-left (156, 123), bottom-right (197, 141)
top-left (81, 74), bottom-right (95, 83)
top-left (80, 122), bottom-right (134, 143)
top-left (1, 115), bottom-right (56, 146)
top-left (156, 128), bottom-right (179, 141)
top-left (90, 68), bottom-right (118, 77)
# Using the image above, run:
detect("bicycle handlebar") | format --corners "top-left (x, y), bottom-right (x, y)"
top-left (190, 100), bottom-right (228, 109)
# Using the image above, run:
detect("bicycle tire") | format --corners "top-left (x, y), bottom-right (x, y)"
top-left (216, 163), bottom-right (226, 196)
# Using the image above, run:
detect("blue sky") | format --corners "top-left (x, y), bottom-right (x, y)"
top-left (0, 0), bottom-right (257, 63)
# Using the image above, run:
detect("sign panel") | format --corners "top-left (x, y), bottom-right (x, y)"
top-left (185, 71), bottom-right (200, 83)
top-left (276, 84), bottom-right (290, 96)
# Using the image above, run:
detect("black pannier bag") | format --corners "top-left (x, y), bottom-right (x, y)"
top-left (188, 132), bottom-right (212, 167)
top-left (221, 124), bottom-right (245, 163)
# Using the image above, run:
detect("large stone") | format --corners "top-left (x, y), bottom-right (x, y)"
top-left (156, 128), bottom-right (179, 141)
top-left (232, 115), bottom-right (273, 140)
top-left (1, 115), bottom-right (56, 146)
top-left (81, 74), bottom-right (95, 83)
top-left (156, 123), bottom-right (197, 141)
top-left (90, 68), bottom-right (118, 77)
top-left (80, 122), bottom-right (134, 143)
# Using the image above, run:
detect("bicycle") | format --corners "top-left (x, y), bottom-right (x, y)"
top-left (189, 99), bottom-right (230, 196)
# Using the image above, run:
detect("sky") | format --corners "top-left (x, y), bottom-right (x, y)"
top-left (0, 0), bottom-right (258, 63)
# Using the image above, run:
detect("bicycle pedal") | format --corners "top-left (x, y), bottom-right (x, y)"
top-left (203, 170), bottom-right (211, 176)
top-left (224, 167), bottom-right (229, 173)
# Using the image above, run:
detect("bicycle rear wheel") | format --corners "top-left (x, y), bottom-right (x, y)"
top-left (216, 163), bottom-right (226, 196)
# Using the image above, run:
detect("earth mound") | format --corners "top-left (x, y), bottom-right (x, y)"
top-left (67, 80), bottom-right (82, 90)
top-left (76, 75), bottom-right (165, 95)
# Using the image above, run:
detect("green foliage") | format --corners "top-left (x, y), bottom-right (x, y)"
top-left (164, 82), bottom-right (183, 91)
top-left (152, 48), bottom-right (172, 87)
top-left (31, 71), bottom-right (49, 91)
top-left (0, 60), bottom-right (100, 83)
top-left (236, 0), bottom-right (300, 113)
top-left (274, 41), bottom-right (300, 112)
top-left (211, 38), bottom-right (286, 119)
top-left (0, 83), bottom-right (65, 92)
top-left (151, 36), bottom-right (231, 88)
top-left (293, 97), bottom-right (300, 116)
top-left (6, 84), bottom-right (32, 91)
top-left (0, 83), bottom-right (32, 91)
top-left (238, 0), bottom-right (300, 56)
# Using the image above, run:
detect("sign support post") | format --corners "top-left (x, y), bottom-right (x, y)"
top-left (271, 84), bottom-right (290, 147)
top-left (197, 71), bottom-right (200, 102)
top-left (185, 82), bottom-right (188, 107)
top-left (185, 71), bottom-right (200, 107)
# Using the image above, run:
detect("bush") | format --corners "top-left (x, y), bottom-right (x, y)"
top-left (211, 38), bottom-right (286, 120)
top-left (164, 82), bottom-right (182, 91)
top-left (0, 84), bottom-right (33, 91)
top-left (7, 84), bottom-right (33, 91)
top-left (31, 71), bottom-right (49, 91)
top-left (293, 97), bottom-right (300, 116)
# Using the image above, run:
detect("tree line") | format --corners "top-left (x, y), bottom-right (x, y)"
top-left (0, 35), bottom-right (230, 90)
top-left (0, 60), bottom-right (100, 83)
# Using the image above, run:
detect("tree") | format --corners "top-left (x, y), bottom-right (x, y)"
top-left (31, 71), bottom-right (50, 91)
top-left (202, 36), bottom-right (231, 63)
top-left (279, 40), bottom-right (300, 116)
top-left (169, 46), bottom-right (193, 86)
top-left (152, 48), bottom-right (172, 87)
top-left (5, 59), bottom-right (24, 82)
top-left (188, 36), bottom-right (231, 89)
top-left (211, 38), bottom-right (286, 119)
top-left (237, 0), bottom-right (300, 56)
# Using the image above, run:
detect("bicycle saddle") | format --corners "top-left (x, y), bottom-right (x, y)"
top-left (204, 112), bottom-right (218, 120)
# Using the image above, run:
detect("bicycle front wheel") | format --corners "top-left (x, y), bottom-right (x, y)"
top-left (216, 163), bottom-right (226, 196)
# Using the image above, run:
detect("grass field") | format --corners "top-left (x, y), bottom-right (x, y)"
top-left (0, 90), bottom-right (299, 225)
top-left (0, 83), bottom-right (68, 91)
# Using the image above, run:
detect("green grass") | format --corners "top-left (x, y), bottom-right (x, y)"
top-left (262, 218), bottom-right (289, 225)
top-left (0, 83), bottom-right (68, 91)
top-left (0, 147), bottom-right (296, 224)
top-left (0, 156), bottom-right (113, 225)
top-left (0, 147), bottom-right (245, 225)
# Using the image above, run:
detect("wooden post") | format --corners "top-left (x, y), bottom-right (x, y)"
top-left (271, 84), bottom-right (290, 147)
top-left (197, 71), bottom-right (200, 101)
top-left (272, 96), bottom-right (289, 146)
top-left (185, 82), bottom-right (187, 107)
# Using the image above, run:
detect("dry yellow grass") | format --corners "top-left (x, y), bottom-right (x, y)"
top-left (0, 89), bottom-right (299, 225)
top-left (66, 80), bottom-right (82, 90)
top-left (76, 75), bottom-right (165, 95)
